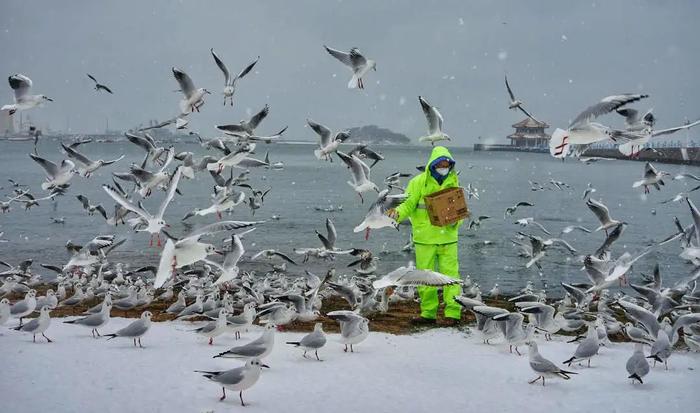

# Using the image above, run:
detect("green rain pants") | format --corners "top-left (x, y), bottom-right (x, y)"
top-left (415, 242), bottom-right (462, 320)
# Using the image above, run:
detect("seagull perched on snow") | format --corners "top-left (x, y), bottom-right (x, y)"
top-left (210, 49), bottom-right (259, 106)
top-left (323, 45), bottom-right (376, 89)
top-left (549, 94), bottom-right (649, 158)
top-left (86, 74), bottom-right (113, 94)
top-left (632, 162), bottom-right (670, 194)
top-left (61, 143), bottom-right (124, 177)
top-left (527, 341), bottom-right (577, 386)
top-left (504, 75), bottom-right (539, 122)
top-left (2, 74), bottom-right (53, 115)
top-left (418, 96), bottom-right (450, 145)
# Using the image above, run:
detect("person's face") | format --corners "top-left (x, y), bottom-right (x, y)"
top-left (436, 160), bottom-right (451, 169)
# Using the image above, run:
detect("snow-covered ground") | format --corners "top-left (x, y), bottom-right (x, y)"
top-left (1, 317), bottom-right (698, 413)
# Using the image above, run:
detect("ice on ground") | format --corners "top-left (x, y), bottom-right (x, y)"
top-left (1, 318), bottom-right (698, 413)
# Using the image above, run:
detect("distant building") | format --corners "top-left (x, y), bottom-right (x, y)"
top-left (507, 118), bottom-right (549, 147)
top-left (1, 111), bottom-right (14, 135)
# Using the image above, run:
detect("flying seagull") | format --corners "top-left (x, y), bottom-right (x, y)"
top-left (2, 74), bottom-right (53, 115)
top-left (323, 45), bottom-right (376, 89)
top-left (210, 49), bottom-right (259, 106)
top-left (86, 74), bottom-right (113, 94)
top-left (504, 75), bottom-right (539, 122)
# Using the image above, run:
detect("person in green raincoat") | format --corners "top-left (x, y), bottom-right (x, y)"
top-left (388, 146), bottom-right (463, 325)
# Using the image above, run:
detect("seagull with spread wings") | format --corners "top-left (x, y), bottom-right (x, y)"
top-left (210, 49), bottom-right (259, 106)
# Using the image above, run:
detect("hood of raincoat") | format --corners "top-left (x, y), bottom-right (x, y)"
top-left (426, 146), bottom-right (456, 185)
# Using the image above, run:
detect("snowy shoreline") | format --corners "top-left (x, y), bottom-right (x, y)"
top-left (2, 317), bottom-right (698, 413)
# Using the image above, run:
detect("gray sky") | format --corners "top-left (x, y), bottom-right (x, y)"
top-left (2, 0), bottom-right (699, 146)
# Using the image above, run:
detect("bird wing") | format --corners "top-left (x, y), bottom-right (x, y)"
top-left (569, 94), bottom-right (649, 129)
top-left (29, 154), bottom-right (59, 178)
top-left (307, 119), bottom-right (332, 147)
top-left (210, 48), bottom-right (230, 84)
top-left (223, 234), bottom-right (244, 269)
top-left (324, 45), bottom-right (353, 67)
top-left (125, 132), bottom-right (156, 152)
top-left (61, 143), bottom-right (93, 166)
top-left (183, 220), bottom-right (259, 242)
top-left (8, 74), bottom-right (33, 99)
top-left (157, 167), bottom-right (181, 219)
top-left (586, 198), bottom-right (611, 225)
top-left (172, 67), bottom-right (196, 98)
top-left (396, 269), bottom-right (460, 287)
top-left (326, 218), bottom-right (337, 247)
top-left (652, 119), bottom-right (700, 137)
top-left (102, 184), bottom-right (152, 220)
top-left (87, 73), bottom-right (98, 83)
top-left (419, 96), bottom-right (442, 135)
top-left (349, 48), bottom-right (368, 69)
top-left (76, 195), bottom-right (90, 210)
top-left (247, 105), bottom-right (269, 130)
top-left (233, 57), bottom-right (259, 84)
top-left (272, 251), bottom-right (297, 265)
top-left (504, 74), bottom-right (516, 101)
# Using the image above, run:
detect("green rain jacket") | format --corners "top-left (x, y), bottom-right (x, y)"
top-left (395, 146), bottom-right (463, 245)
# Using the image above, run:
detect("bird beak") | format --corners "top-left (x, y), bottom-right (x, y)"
top-left (215, 250), bottom-right (224, 255)
top-left (46, 97), bottom-right (54, 102)
top-left (261, 364), bottom-right (270, 368)
top-left (205, 90), bottom-right (212, 95)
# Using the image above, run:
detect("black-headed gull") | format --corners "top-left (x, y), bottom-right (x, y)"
top-left (2, 74), bottom-right (53, 115)
top-left (323, 45), bottom-right (376, 89)
top-left (210, 48), bottom-right (259, 106)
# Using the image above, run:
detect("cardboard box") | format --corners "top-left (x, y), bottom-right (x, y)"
top-left (424, 187), bottom-right (470, 226)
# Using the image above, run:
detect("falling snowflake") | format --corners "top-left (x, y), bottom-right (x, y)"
top-left (458, 17), bottom-right (464, 26)
top-left (399, 96), bottom-right (406, 106)
top-left (497, 50), bottom-right (508, 61)
top-left (561, 34), bottom-right (568, 41)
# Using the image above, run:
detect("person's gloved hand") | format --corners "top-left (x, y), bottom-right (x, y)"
top-left (386, 208), bottom-right (399, 220)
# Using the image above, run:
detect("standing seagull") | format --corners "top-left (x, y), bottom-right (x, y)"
top-left (105, 311), bottom-right (152, 348)
top-left (13, 305), bottom-right (53, 343)
top-left (327, 310), bottom-right (369, 352)
top-left (527, 341), bottom-right (577, 386)
top-left (626, 343), bottom-right (650, 384)
top-left (323, 45), bottom-right (376, 89)
top-left (61, 142), bottom-right (124, 177)
top-left (86, 74), bottom-right (113, 94)
top-left (418, 96), bottom-right (450, 145)
top-left (286, 322), bottom-right (327, 361)
top-left (504, 75), bottom-right (539, 122)
top-left (210, 49), bottom-right (259, 106)
top-left (172, 67), bottom-right (210, 115)
top-left (2, 74), bottom-right (53, 115)
top-left (197, 359), bottom-right (268, 406)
